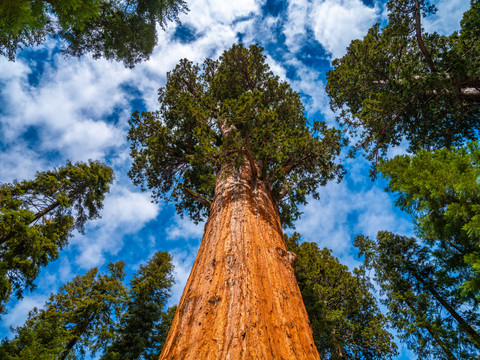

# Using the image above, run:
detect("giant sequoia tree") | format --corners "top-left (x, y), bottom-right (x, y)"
top-left (0, 0), bottom-right (188, 67)
top-left (128, 44), bottom-right (344, 358)
top-left (326, 0), bottom-right (480, 163)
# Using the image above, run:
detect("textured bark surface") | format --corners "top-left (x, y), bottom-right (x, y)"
top-left (159, 166), bottom-right (320, 359)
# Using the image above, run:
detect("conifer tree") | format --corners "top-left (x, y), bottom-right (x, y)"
top-left (0, 160), bottom-right (114, 313)
top-left (356, 232), bottom-right (480, 359)
top-left (128, 43), bottom-right (344, 359)
top-left (0, 251), bottom-right (176, 359)
top-left (101, 251), bottom-right (175, 360)
top-left (285, 233), bottom-right (397, 360)
top-left (326, 0), bottom-right (480, 163)
top-left (0, 261), bottom-right (127, 360)
top-left (378, 142), bottom-right (480, 298)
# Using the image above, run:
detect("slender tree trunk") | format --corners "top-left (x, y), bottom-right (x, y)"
top-left (374, 260), bottom-right (457, 360)
top-left (410, 271), bottom-right (480, 346)
top-left (159, 164), bottom-right (320, 359)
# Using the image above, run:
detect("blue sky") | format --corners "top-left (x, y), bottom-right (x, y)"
top-left (0, 0), bottom-right (470, 358)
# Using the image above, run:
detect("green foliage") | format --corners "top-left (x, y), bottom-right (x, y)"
top-left (0, 251), bottom-right (176, 360)
top-left (0, 160), bottom-right (114, 314)
top-left (0, 261), bottom-right (127, 360)
top-left (286, 233), bottom-right (397, 359)
top-left (356, 232), bottom-right (480, 359)
top-left (129, 44), bottom-right (344, 227)
top-left (0, 0), bottom-right (188, 67)
top-left (326, 0), bottom-right (480, 164)
top-left (101, 251), bottom-right (175, 360)
top-left (378, 142), bottom-right (480, 299)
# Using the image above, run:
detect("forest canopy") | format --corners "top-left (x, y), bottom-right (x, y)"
top-left (0, 0), bottom-right (188, 67)
top-left (326, 0), bottom-right (480, 164)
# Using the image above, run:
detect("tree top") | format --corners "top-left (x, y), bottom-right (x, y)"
top-left (129, 44), bottom-right (344, 227)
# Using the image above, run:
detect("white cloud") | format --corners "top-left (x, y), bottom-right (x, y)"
top-left (423, 0), bottom-right (470, 35)
top-left (294, 170), bottom-right (412, 270)
top-left (310, 0), bottom-right (379, 59)
top-left (165, 215), bottom-right (205, 241)
top-left (284, 0), bottom-right (311, 53)
top-left (3, 295), bottom-right (48, 332)
top-left (71, 185), bottom-right (160, 268)
top-left (283, 0), bottom-right (379, 59)
top-left (183, 0), bottom-right (262, 30)
top-left (0, 145), bottom-right (46, 183)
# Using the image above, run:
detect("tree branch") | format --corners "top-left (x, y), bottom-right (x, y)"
top-left (282, 154), bottom-right (313, 175)
top-left (180, 186), bottom-right (212, 209)
top-left (414, 0), bottom-right (437, 72)
top-left (240, 148), bottom-right (258, 179)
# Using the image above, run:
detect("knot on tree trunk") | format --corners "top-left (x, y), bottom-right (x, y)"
top-left (276, 247), bottom-right (297, 268)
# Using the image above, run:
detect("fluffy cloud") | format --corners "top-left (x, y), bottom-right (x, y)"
top-left (423, 0), bottom-right (471, 35)
top-left (71, 185), bottom-right (160, 269)
top-left (184, 0), bottom-right (262, 30)
top-left (310, 0), bottom-right (379, 59)
top-left (294, 157), bottom-right (413, 269)
top-left (284, 0), bottom-right (379, 59)
top-left (2, 295), bottom-right (49, 331)
top-left (165, 215), bottom-right (205, 241)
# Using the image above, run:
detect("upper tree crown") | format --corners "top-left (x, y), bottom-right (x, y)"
top-left (128, 44), bottom-right (344, 227)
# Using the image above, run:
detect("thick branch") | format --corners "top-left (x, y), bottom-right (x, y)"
top-left (373, 80), bottom-right (480, 98)
top-left (181, 186), bottom-right (212, 209)
top-left (282, 154), bottom-right (312, 175)
top-left (217, 102), bottom-right (236, 138)
top-left (240, 148), bottom-right (258, 179)
top-left (414, 0), bottom-right (437, 73)
top-left (277, 183), bottom-right (289, 200)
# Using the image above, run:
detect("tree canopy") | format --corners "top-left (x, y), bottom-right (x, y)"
top-left (286, 233), bottom-right (397, 359)
top-left (0, 0), bottom-right (188, 67)
top-left (0, 160), bottom-right (114, 313)
top-left (0, 261), bottom-right (127, 360)
top-left (326, 0), bottom-right (480, 164)
top-left (378, 142), bottom-right (480, 299)
top-left (353, 142), bottom-right (480, 358)
top-left (128, 43), bottom-right (344, 227)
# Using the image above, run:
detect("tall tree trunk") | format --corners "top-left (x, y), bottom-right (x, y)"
top-left (159, 164), bottom-right (320, 359)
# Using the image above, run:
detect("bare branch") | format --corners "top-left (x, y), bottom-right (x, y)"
top-left (414, 0), bottom-right (437, 72)
top-left (180, 186), bottom-right (212, 209)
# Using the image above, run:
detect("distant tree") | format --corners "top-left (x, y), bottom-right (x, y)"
top-left (356, 232), bottom-right (480, 359)
top-left (0, 160), bottom-right (114, 313)
top-left (0, 261), bottom-right (127, 360)
top-left (101, 251), bottom-right (175, 360)
top-left (129, 44), bottom-right (344, 358)
top-left (286, 233), bottom-right (398, 360)
top-left (377, 142), bottom-right (480, 298)
top-left (326, 0), bottom-right (480, 164)
top-left (0, 0), bottom-right (188, 67)
top-left (0, 250), bottom-right (176, 359)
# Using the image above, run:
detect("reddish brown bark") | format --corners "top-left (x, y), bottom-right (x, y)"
top-left (159, 165), bottom-right (320, 359)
